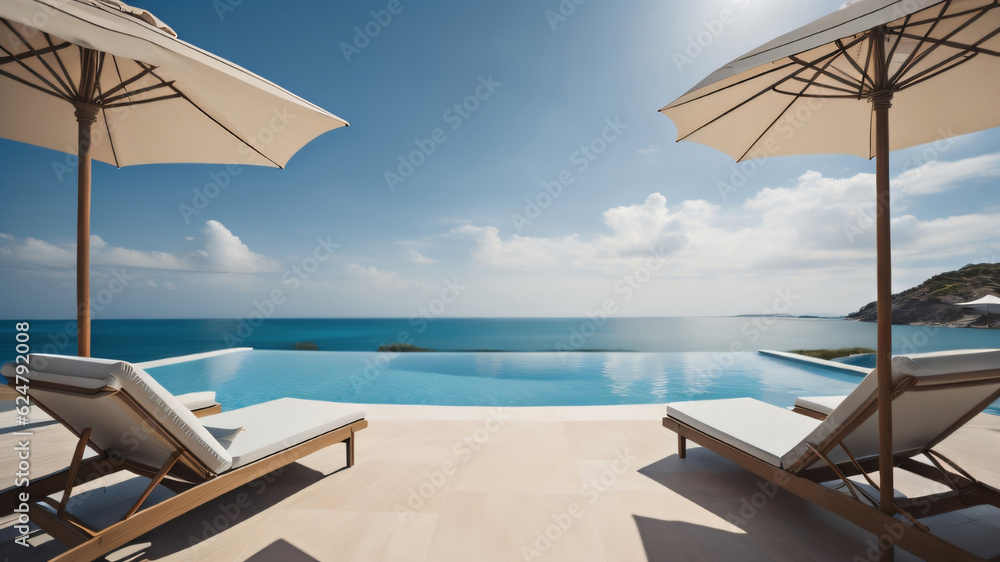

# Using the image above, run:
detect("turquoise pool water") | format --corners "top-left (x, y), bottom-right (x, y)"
top-left (143, 349), bottom-right (968, 412)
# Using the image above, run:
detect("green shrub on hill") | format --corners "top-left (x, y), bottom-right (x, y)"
top-left (788, 347), bottom-right (875, 361)
top-left (377, 342), bottom-right (432, 352)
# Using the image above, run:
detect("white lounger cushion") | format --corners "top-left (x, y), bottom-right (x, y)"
top-left (793, 349), bottom-right (1000, 418)
top-left (176, 391), bottom-right (218, 411)
top-left (200, 398), bottom-right (366, 469)
top-left (668, 349), bottom-right (1000, 471)
top-left (667, 397), bottom-right (821, 467)
top-left (13, 354), bottom-right (233, 473)
top-left (789, 349), bottom-right (1000, 468)
top-left (794, 396), bottom-right (845, 416)
top-left (894, 348), bottom-right (1000, 376)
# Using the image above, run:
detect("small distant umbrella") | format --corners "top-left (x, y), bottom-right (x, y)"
top-left (956, 294), bottom-right (1000, 327)
top-left (0, 0), bottom-right (349, 356)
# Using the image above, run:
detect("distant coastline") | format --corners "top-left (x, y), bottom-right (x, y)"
top-left (3, 317), bottom-right (998, 365)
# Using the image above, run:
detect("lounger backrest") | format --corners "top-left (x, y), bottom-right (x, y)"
top-left (2, 354), bottom-right (232, 474)
top-left (782, 349), bottom-right (1000, 470)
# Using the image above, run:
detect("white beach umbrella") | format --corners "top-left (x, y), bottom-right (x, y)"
top-left (0, 0), bottom-right (348, 356)
top-left (956, 294), bottom-right (1000, 326)
top-left (659, 0), bottom-right (1000, 557)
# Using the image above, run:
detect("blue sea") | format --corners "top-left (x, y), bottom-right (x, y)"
top-left (2, 317), bottom-right (999, 364)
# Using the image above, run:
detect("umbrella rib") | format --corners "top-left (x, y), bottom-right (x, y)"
top-left (833, 38), bottom-right (876, 96)
top-left (898, 52), bottom-right (979, 90)
top-left (662, 60), bottom-right (799, 111)
top-left (894, 1), bottom-right (1000, 29)
top-left (774, 85), bottom-right (859, 96)
top-left (0, 66), bottom-right (72, 101)
top-left (0, 39), bottom-right (70, 65)
top-left (894, 20), bottom-right (1000, 89)
top-left (92, 52), bottom-right (107, 101)
top-left (886, 1), bottom-right (964, 85)
top-left (43, 34), bottom-right (79, 99)
top-left (894, 29), bottom-right (1000, 59)
top-left (669, 32), bottom-right (870, 111)
top-left (671, 42), bottom-right (856, 138)
top-left (727, 0), bottom-right (927, 65)
top-left (100, 80), bottom-right (178, 105)
top-left (887, 1), bottom-right (989, 85)
top-left (0, 21), bottom-right (76, 100)
top-left (139, 62), bottom-right (282, 167)
top-left (885, 12), bottom-right (925, 86)
top-left (789, 53), bottom-right (867, 92)
top-left (32, 0), bottom-right (342, 122)
top-left (736, 55), bottom-right (844, 161)
top-left (102, 93), bottom-right (184, 108)
top-left (94, 65), bottom-right (159, 103)
top-left (102, 56), bottom-right (126, 169)
top-left (858, 31), bottom-right (875, 98)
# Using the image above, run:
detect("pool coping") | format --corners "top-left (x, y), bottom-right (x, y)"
top-left (758, 349), bottom-right (871, 374)
top-left (137, 347), bottom-right (252, 369)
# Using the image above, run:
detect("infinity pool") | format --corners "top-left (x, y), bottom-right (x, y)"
top-left (143, 349), bottom-right (884, 410)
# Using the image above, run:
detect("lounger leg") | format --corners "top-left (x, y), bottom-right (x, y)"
top-left (58, 428), bottom-right (92, 516)
top-left (678, 435), bottom-right (686, 459)
top-left (346, 428), bottom-right (355, 467)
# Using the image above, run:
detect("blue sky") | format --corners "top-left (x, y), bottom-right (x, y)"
top-left (1, 0), bottom-right (998, 320)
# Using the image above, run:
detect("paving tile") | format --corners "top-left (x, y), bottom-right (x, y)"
top-left (3, 403), bottom-right (999, 561)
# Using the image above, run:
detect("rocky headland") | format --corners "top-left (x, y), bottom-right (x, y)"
top-left (847, 263), bottom-right (1000, 327)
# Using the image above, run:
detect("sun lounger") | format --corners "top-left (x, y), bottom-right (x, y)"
top-left (663, 348), bottom-right (1000, 561)
top-left (1, 353), bottom-right (367, 562)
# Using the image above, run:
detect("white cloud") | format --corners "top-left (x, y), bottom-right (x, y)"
top-left (193, 220), bottom-right (276, 273)
top-left (893, 153), bottom-right (1000, 196)
top-left (345, 264), bottom-right (410, 288)
top-left (0, 220), bottom-right (277, 274)
top-left (404, 248), bottom-right (435, 264)
top-left (449, 193), bottom-right (690, 271)
top-left (446, 154), bottom-right (1000, 287)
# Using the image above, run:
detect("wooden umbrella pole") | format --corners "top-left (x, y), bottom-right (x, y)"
top-left (874, 88), bottom-right (894, 556)
top-left (871, 26), bottom-right (895, 562)
top-left (75, 48), bottom-right (100, 357)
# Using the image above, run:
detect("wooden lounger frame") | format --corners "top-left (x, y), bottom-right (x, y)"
top-left (663, 369), bottom-right (1000, 561)
top-left (1, 378), bottom-right (366, 561)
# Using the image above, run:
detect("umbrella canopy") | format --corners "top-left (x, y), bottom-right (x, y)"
top-left (662, 0), bottom-right (1000, 161)
top-left (0, 0), bottom-right (348, 355)
top-left (660, 0), bottom-right (1000, 556)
